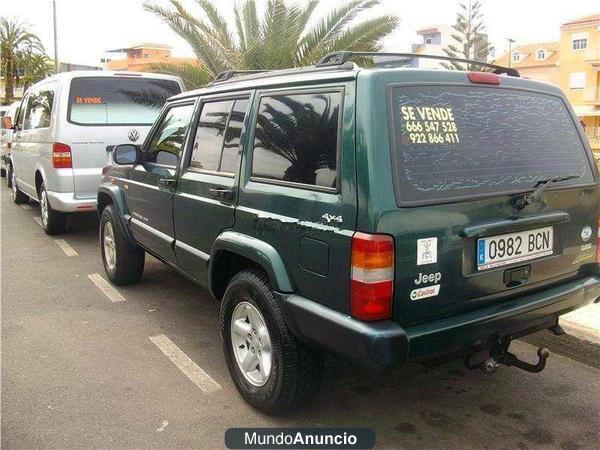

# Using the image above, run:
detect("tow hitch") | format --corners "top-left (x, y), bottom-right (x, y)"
top-left (465, 336), bottom-right (550, 375)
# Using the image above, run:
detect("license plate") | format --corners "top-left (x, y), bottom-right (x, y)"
top-left (477, 226), bottom-right (553, 270)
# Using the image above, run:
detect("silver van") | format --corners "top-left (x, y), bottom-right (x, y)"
top-left (4, 71), bottom-right (184, 234)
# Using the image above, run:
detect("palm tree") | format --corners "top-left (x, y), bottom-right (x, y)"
top-left (144, 0), bottom-right (398, 88)
top-left (0, 18), bottom-right (45, 105)
top-left (18, 51), bottom-right (55, 92)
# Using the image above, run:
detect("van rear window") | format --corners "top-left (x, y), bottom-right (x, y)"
top-left (389, 85), bottom-right (594, 204)
top-left (68, 77), bottom-right (181, 126)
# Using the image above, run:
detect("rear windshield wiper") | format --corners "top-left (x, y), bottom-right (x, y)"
top-left (515, 174), bottom-right (580, 210)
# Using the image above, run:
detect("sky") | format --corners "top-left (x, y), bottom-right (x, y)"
top-left (2, 0), bottom-right (599, 67)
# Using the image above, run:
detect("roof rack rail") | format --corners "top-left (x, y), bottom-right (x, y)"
top-left (212, 69), bottom-right (268, 84)
top-left (315, 51), bottom-right (520, 77)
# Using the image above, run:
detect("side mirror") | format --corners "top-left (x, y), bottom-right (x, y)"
top-left (1, 116), bottom-right (13, 130)
top-left (113, 144), bottom-right (141, 165)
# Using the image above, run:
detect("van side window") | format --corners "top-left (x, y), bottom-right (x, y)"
top-left (25, 90), bottom-right (54, 130)
top-left (251, 91), bottom-right (340, 189)
top-left (145, 104), bottom-right (194, 167)
top-left (15, 97), bottom-right (27, 130)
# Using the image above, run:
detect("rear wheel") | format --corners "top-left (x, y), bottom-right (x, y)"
top-left (221, 269), bottom-right (323, 415)
top-left (11, 167), bottom-right (28, 204)
top-left (100, 204), bottom-right (145, 285)
top-left (39, 183), bottom-right (66, 235)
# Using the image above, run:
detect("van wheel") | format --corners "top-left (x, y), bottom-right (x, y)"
top-left (39, 183), bottom-right (66, 235)
top-left (100, 205), bottom-right (145, 285)
top-left (11, 168), bottom-right (28, 204)
top-left (221, 269), bottom-right (324, 415)
top-left (6, 163), bottom-right (13, 188)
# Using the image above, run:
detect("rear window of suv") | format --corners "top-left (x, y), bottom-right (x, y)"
top-left (388, 85), bottom-right (594, 204)
top-left (68, 77), bottom-right (181, 126)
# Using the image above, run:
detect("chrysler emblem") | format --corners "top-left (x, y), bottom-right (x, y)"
top-left (128, 129), bottom-right (140, 142)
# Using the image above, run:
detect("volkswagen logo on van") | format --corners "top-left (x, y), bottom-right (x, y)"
top-left (128, 129), bottom-right (140, 142)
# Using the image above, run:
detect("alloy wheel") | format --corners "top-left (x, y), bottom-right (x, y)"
top-left (231, 301), bottom-right (272, 387)
top-left (103, 222), bottom-right (117, 271)
top-left (40, 190), bottom-right (49, 228)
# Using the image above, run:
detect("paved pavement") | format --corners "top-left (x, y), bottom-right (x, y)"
top-left (561, 303), bottom-right (600, 344)
top-left (1, 181), bottom-right (600, 450)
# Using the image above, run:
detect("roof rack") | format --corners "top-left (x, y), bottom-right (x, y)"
top-left (315, 51), bottom-right (520, 77)
top-left (212, 69), bottom-right (268, 83)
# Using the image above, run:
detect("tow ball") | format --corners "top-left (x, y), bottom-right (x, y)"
top-left (465, 337), bottom-right (550, 375)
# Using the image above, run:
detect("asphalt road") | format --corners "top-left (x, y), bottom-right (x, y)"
top-left (1, 182), bottom-right (599, 450)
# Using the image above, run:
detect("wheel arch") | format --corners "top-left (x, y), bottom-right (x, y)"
top-left (209, 231), bottom-right (294, 300)
top-left (97, 184), bottom-right (136, 244)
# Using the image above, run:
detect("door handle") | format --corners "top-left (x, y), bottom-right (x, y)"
top-left (158, 178), bottom-right (176, 188)
top-left (209, 187), bottom-right (234, 201)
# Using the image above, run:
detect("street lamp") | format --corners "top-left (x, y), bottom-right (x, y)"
top-left (53, 0), bottom-right (59, 73)
top-left (507, 38), bottom-right (516, 68)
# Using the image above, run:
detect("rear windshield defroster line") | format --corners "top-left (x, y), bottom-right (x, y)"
top-left (388, 85), bottom-right (594, 205)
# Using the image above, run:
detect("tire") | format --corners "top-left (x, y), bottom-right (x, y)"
top-left (11, 166), bottom-right (28, 204)
top-left (6, 162), bottom-right (12, 188)
top-left (100, 204), bottom-right (145, 285)
top-left (39, 182), bottom-right (66, 235)
top-left (221, 269), bottom-right (324, 415)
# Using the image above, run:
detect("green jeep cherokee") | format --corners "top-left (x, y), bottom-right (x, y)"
top-left (97, 52), bottom-right (600, 414)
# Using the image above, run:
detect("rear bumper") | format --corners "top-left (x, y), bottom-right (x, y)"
top-left (281, 275), bottom-right (600, 370)
top-left (46, 191), bottom-right (97, 212)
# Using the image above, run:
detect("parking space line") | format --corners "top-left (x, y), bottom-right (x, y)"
top-left (33, 217), bottom-right (43, 227)
top-left (149, 334), bottom-right (222, 394)
top-left (54, 239), bottom-right (78, 257)
top-left (87, 273), bottom-right (126, 303)
top-left (20, 204), bottom-right (32, 210)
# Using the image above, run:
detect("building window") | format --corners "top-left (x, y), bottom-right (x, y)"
top-left (569, 72), bottom-right (586, 90)
top-left (537, 50), bottom-right (545, 60)
top-left (512, 52), bottom-right (520, 62)
top-left (572, 39), bottom-right (587, 50)
top-left (425, 37), bottom-right (432, 44)
top-left (144, 53), bottom-right (149, 59)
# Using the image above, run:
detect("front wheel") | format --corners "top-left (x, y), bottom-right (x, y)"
top-left (100, 205), bottom-right (145, 285)
top-left (6, 162), bottom-right (13, 188)
top-left (11, 167), bottom-right (28, 204)
top-left (221, 269), bottom-right (324, 415)
top-left (39, 183), bottom-right (66, 235)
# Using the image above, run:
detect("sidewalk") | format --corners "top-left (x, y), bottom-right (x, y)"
top-left (561, 302), bottom-right (600, 344)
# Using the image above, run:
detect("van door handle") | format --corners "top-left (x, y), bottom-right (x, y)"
top-left (209, 187), bottom-right (233, 201)
top-left (158, 178), bottom-right (176, 188)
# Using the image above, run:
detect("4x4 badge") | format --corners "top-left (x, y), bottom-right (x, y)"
top-left (321, 213), bottom-right (343, 224)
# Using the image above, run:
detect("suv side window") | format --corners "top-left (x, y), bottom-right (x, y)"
top-left (25, 90), bottom-right (54, 130)
top-left (145, 103), bottom-right (194, 166)
top-left (251, 91), bottom-right (341, 189)
top-left (189, 97), bottom-right (249, 174)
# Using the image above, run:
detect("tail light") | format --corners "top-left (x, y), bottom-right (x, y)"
top-left (350, 232), bottom-right (394, 321)
top-left (596, 218), bottom-right (600, 262)
top-left (52, 142), bottom-right (72, 168)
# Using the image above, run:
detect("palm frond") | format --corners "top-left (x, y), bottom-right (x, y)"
top-left (144, 62), bottom-right (212, 90)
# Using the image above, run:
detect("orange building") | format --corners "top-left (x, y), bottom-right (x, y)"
top-left (103, 43), bottom-right (198, 72)
top-left (495, 14), bottom-right (600, 151)
top-left (494, 42), bottom-right (560, 86)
